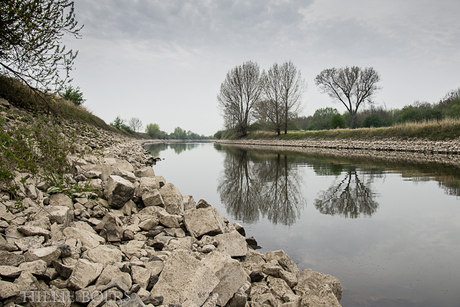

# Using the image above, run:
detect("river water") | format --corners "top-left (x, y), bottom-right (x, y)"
top-left (145, 142), bottom-right (460, 307)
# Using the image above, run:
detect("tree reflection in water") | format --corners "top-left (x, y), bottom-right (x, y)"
top-left (217, 147), bottom-right (306, 226)
top-left (314, 166), bottom-right (379, 218)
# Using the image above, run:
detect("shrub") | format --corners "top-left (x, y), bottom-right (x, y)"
top-left (330, 114), bottom-right (347, 129)
top-left (59, 85), bottom-right (85, 106)
top-left (362, 113), bottom-right (383, 128)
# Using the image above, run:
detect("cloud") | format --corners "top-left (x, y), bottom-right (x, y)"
top-left (75, 0), bottom-right (313, 51)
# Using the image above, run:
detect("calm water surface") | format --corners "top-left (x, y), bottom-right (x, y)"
top-left (146, 142), bottom-right (460, 307)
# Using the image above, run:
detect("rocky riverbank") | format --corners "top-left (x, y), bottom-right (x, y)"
top-left (0, 100), bottom-right (343, 307)
top-left (215, 137), bottom-right (460, 154)
top-left (214, 138), bottom-right (460, 167)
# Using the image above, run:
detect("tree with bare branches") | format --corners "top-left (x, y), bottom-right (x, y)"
top-left (129, 117), bottom-right (143, 132)
top-left (0, 0), bottom-right (83, 92)
top-left (315, 66), bottom-right (381, 128)
top-left (280, 61), bottom-right (306, 134)
top-left (217, 61), bottom-right (262, 136)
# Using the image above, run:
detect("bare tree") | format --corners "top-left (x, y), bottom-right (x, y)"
top-left (315, 66), bottom-right (381, 128)
top-left (256, 64), bottom-right (284, 135)
top-left (255, 61), bottom-right (306, 135)
top-left (129, 117), bottom-right (143, 132)
top-left (280, 61), bottom-right (306, 134)
top-left (217, 61), bottom-right (262, 136)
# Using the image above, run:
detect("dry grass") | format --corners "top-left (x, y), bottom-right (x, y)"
top-left (245, 118), bottom-right (460, 141)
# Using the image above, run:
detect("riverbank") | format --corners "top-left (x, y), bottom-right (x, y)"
top-left (0, 99), bottom-right (343, 306)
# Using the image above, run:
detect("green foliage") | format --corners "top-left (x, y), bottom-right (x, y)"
top-left (0, 113), bottom-right (75, 207)
top-left (0, 0), bottom-right (82, 92)
top-left (396, 102), bottom-right (442, 123)
top-left (59, 85), bottom-right (85, 106)
top-left (306, 107), bottom-right (339, 130)
top-left (330, 113), bottom-right (347, 129)
top-left (145, 123), bottom-right (162, 138)
top-left (362, 113), bottom-right (383, 128)
top-left (42, 173), bottom-right (96, 200)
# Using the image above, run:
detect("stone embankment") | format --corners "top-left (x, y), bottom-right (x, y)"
top-left (215, 137), bottom-right (460, 154)
top-left (0, 100), bottom-right (343, 307)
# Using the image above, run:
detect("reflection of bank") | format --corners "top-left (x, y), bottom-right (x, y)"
top-left (216, 146), bottom-right (306, 226)
top-left (145, 142), bottom-right (202, 156)
top-left (314, 166), bottom-right (379, 218)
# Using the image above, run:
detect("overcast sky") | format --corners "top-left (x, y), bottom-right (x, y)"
top-left (65, 0), bottom-right (460, 136)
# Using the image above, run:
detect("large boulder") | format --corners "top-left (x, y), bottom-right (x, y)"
top-left (293, 268), bottom-right (343, 306)
top-left (63, 227), bottom-right (105, 249)
top-left (104, 175), bottom-right (135, 209)
top-left (159, 183), bottom-right (183, 214)
top-left (202, 251), bottom-right (249, 306)
top-left (215, 230), bottom-right (248, 258)
top-left (68, 259), bottom-right (104, 290)
top-left (183, 207), bottom-right (225, 238)
top-left (138, 177), bottom-right (164, 207)
top-left (150, 250), bottom-right (220, 306)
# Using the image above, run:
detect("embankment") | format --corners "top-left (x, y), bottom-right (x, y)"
top-left (214, 137), bottom-right (460, 167)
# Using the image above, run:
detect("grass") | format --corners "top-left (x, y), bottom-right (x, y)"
top-left (242, 118), bottom-right (460, 141)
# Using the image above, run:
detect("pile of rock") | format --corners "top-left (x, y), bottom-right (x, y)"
top-left (0, 111), bottom-right (342, 306)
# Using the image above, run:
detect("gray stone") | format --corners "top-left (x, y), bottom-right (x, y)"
top-left (0, 280), bottom-right (21, 299)
top-left (183, 207), bottom-right (225, 238)
top-left (202, 251), bottom-right (249, 306)
top-left (131, 265), bottom-right (151, 289)
top-left (266, 250), bottom-right (299, 274)
top-left (63, 227), bottom-right (105, 249)
top-left (120, 240), bottom-right (146, 259)
top-left (138, 218), bottom-right (159, 231)
top-left (84, 245), bottom-right (123, 265)
top-left (0, 250), bottom-right (25, 266)
top-left (142, 189), bottom-right (165, 207)
top-left (196, 199), bottom-right (211, 209)
top-left (18, 259), bottom-right (47, 276)
top-left (159, 183), bottom-right (184, 214)
top-left (104, 158), bottom-right (134, 173)
top-left (49, 193), bottom-right (74, 209)
top-left (17, 225), bottom-right (50, 237)
top-left (158, 212), bottom-right (182, 228)
top-left (215, 231), bottom-right (248, 258)
top-left (279, 269), bottom-right (298, 288)
top-left (293, 268), bottom-right (342, 306)
top-left (150, 250), bottom-right (219, 306)
top-left (24, 245), bottom-right (61, 266)
top-left (15, 235), bottom-right (45, 251)
top-left (0, 265), bottom-right (22, 278)
top-left (135, 167), bottom-right (156, 178)
top-left (155, 176), bottom-right (166, 189)
top-left (43, 205), bottom-right (73, 225)
top-left (183, 195), bottom-right (196, 211)
top-left (52, 260), bottom-right (74, 279)
top-left (94, 212), bottom-right (124, 242)
top-left (96, 265), bottom-right (132, 289)
top-left (68, 259), bottom-right (104, 290)
top-left (262, 261), bottom-right (283, 278)
top-left (267, 275), bottom-right (294, 301)
top-left (104, 175), bottom-right (135, 209)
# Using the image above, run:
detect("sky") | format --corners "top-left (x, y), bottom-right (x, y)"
top-left (64, 0), bottom-right (460, 136)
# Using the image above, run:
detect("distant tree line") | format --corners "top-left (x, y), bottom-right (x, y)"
top-left (109, 117), bottom-right (210, 139)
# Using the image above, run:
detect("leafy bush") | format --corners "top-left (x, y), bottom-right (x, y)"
top-left (59, 85), bottom-right (85, 105)
top-left (330, 113), bottom-right (347, 129)
top-left (396, 102), bottom-right (442, 123)
top-left (362, 113), bottom-right (383, 128)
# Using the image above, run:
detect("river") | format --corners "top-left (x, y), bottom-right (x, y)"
top-left (145, 141), bottom-right (460, 307)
